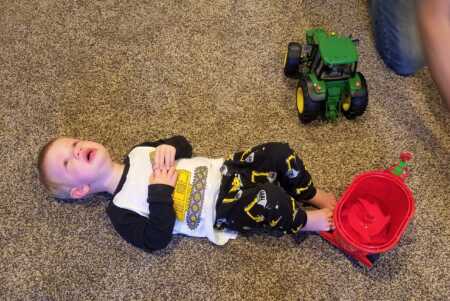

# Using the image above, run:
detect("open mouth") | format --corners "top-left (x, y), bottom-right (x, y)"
top-left (86, 149), bottom-right (96, 163)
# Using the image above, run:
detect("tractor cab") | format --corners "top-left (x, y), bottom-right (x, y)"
top-left (315, 61), bottom-right (356, 81)
top-left (309, 30), bottom-right (359, 81)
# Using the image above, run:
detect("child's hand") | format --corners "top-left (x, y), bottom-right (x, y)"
top-left (153, 144), bottom-right (176, 170)
top-left (149, 166), bottom-right (178, 187)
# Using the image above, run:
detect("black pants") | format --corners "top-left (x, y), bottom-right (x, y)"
top-left (215, 142), bottom-right (316, 235)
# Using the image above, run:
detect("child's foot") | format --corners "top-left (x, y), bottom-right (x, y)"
top-left (305, 190), bottom-right (337, 211)
top-left (301, 208), bottom-right (334, 232)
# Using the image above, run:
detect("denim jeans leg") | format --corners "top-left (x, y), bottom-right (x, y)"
top-left (369, 0), bottom-right (424, 76)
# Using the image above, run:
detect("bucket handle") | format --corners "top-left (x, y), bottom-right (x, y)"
top-left (388, 151), bottom-right (413, 180)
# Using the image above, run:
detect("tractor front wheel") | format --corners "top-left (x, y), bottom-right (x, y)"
top-left (297, 80), bottom-right (322, 123)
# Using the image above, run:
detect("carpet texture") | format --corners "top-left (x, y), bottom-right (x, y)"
top-left (1, 0), bottom-right (449, 299)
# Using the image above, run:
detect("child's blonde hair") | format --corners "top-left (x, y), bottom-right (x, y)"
top-left (38, 138), bottom-right (72, 199)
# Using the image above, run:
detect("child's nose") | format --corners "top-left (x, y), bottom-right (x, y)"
top-left (74, 145), bottom-right (81, 160)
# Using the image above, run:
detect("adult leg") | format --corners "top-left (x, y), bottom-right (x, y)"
top-left (369, 0), bottom-right (424, 76)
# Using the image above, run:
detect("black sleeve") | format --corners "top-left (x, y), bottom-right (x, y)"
top-left (106, 184), bottom-right (176, 252)
top-left (137, 135), bottom-right (193, 159)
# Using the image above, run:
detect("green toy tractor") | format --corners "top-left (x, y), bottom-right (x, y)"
top-left (284, 28), bottom-right (368, 123)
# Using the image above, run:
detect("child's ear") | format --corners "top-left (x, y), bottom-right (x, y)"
top-left (70, 185), bottom-right (91, 199)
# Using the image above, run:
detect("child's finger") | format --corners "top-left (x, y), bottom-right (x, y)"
top-left (161, 148), bottom-right (169, 166)
top-left (166, 166), bottom-right (175, 176)
top-left (163, 151), bottom-right (169, 169)
top-left (159, 167), bottom-right (168, 176)
top-left (165, 154), bottom-right (174, 169)
top-left (168, 148), bottom-right (176, 167)
top-left (149, 169), bottom-right (159, 184)
top-left (169, 169), bottom-right (178, 186)
top-left (167, 166), bottom-right (176, 177)
top-left (154, 150), bottom-right (162, 169)
top-left (168, 148), bottom-right (175, 167)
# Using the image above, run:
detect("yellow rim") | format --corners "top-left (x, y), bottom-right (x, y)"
top-left (283, 51), bottom-right (288, 68)
top-left (342, 96), bottom-right (351, 111)
top-left (297, 86), bottom-right (304, 114)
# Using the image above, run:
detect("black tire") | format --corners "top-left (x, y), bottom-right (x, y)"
top-left (284, 42), bottom-right (302, 78)
top-left (297, 80), bottom-right (323, 123)
top-left (342, 73), bottom-right (368, 120)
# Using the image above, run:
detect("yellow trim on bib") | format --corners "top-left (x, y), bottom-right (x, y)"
top-left (172, 169), bottom-right (192, 221)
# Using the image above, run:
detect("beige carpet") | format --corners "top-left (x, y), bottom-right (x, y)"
top-left (1, 0), bottom-right (449, 299)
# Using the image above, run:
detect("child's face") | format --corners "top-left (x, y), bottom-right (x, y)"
top-left (44, 137), bottom-right (113, 189)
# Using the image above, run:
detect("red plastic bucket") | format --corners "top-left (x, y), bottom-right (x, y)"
top-left (320, 153), bottom-right (415, 267)
top-left (334, 170), bottom-right (414, 253)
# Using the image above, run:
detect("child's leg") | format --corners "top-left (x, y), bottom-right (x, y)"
top-left (302, 208), bottom-right (334, 232)
top-left (232, 142), bottom-right (336, 210)
top-left (216, 183), bottom-right (332, 234)
top-left (228, 143), bottom-right (314, 197)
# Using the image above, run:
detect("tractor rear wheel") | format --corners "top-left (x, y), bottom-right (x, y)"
top-left (342, 73), bottom-right (368, 119)
top-left (284, 42), bottom-right (302, 78)
top-left (297, 80), bottom-right (322, 123)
